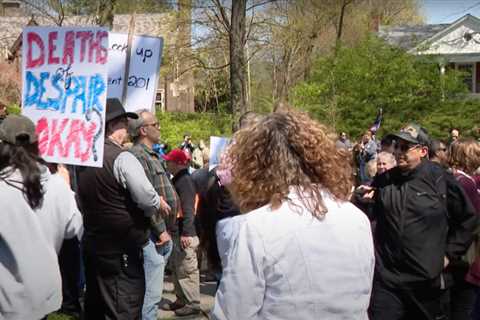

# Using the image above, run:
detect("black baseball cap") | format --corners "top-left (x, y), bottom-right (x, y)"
top-left (105, 98), bottom-right (138, 123)
top-left (387, 123), bottom-right (430, 146)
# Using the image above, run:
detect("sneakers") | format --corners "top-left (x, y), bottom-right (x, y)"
top-left (174, 305), bottom-right (202, 317)
top-left (159, 299), bottom-right (185, 311)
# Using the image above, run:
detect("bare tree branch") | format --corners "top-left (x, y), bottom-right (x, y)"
top-left (211, 0), bottom-right (231, 31)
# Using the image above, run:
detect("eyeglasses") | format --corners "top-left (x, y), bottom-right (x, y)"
top-left (143, 122), bottom-right (160, 129)
top-left (395, 143), bottom-right (420, 152)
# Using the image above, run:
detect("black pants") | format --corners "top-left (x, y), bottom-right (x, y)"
top-left (447, 262), bottom-right (476, 320)
top-left (59, 238), bottom-right (83, 317)
top-left (370, 279), bottom-right (449, 320)
top-left (83, 249), bottom-right (145, 320)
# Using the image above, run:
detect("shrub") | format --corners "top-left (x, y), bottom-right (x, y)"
top-left (157, 111), bottom-right (233, 148)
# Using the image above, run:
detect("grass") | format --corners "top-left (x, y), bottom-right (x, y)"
top-left (47, 312), bottom-right (76, 320)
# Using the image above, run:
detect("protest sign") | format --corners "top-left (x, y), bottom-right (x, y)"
top-left (22, 26), bottom-right (108, 167)
top-left (209, 136), bottom-right (231, 170)
top-left (107, 33), bottom-right (163, 112)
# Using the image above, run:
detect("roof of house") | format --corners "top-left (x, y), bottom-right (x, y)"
top-left (378, 23), bottom-right (449, 50)
top-left (0, 13), bottom-right (176, 53)
top-left (378, 14), bottom-right (480, 50)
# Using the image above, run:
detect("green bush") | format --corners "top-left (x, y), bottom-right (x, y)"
top-left (157, 111), bottom-right (233, 148)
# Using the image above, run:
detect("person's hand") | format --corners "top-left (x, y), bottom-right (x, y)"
top-left (356, 185), bottom-right (375, 199)
top-left (444, 256), bottom-right (450, 268)
top-left (180, 236), bottom-right (192, 249)
top-left (159, 196), bottom-right (171, 216)
top-left (57, 164), bottom-right (70, 186)
top-left (156, 231), bottom-right (171, 246)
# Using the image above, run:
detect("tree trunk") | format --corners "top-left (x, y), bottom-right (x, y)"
top-left (229, 0), bottom-right (248, 117)
top-left (96, 0), bottom-right (116, 28)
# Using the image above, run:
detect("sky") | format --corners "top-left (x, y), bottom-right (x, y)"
top-left (422, 0), bottom-right (480, 24)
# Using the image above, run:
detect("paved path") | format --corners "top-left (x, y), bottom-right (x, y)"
top-left (158, 274), bottom-right (216, 320)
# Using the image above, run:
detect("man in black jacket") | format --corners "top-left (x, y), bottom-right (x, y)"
top-left (162, 148), bottom-right (201, 316)
top-left (356, 124), bottom-right (478, 320)
top-left (77, 99), bottom-right (167, 320)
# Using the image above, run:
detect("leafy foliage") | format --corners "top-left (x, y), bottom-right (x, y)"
top-left (292, 36), bottom-right (472, 141)
top-left (157, 111), bottom-right (233, 148)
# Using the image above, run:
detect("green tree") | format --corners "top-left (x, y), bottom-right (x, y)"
top-left (292, 36), bottom-right (470, 140)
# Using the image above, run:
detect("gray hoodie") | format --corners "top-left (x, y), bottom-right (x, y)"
top-left (0, 166), bottom-right (83, 320)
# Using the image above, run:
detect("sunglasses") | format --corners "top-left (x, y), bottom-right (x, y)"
top-left (143, 122), bottom-right (160, 129)
top-left (395, 143), bottom-right (420, 152)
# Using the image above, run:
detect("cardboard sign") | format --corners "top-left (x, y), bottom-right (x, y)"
top-left (107, 33), bottom-right (163, 112)
top-left (209, 136), bottom-right (231, 170)
top-left (22, 26), bottom-right (108, 167)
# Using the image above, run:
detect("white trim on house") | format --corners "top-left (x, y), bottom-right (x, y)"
top-left (409, 14), bottom-right (480, 54)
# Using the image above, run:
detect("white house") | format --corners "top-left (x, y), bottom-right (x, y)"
top-left (379, 14), bottom-right (480, 94)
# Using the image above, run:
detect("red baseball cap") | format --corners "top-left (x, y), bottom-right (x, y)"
top-left (162, 148), bottom-right (189, 165)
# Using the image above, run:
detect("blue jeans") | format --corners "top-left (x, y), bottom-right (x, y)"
top-left (142, 238), bottom-right (173, 320)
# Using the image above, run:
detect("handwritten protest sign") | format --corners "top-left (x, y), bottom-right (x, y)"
top-left (22, 26), bottom-right (108, 167)
top-left (107, 33), bottom-right (163, 112)
top-left (209, 136), bottom-right (231, 170)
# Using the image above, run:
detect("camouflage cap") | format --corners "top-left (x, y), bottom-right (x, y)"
top-left (388, 123), bottom-right (430, 146)
top-left (0, 114), bottom-right (37, 145)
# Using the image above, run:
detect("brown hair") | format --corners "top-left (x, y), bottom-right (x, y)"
top-left (449, 139), bottom-right (480, 175)
top-left (228, 110), bottom-right (353, 217)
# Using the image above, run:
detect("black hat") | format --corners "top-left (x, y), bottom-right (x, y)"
top-left (388, 123), bottom-right (430, 146)
top-left (0, 115), bottom-right (37, 145)
top-left (105, 98), bottom-right (138, 123)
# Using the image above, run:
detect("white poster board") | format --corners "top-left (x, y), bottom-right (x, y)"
top-left (22, 26), bottom-right (108, 167)
top-left (209, 136), bottom-right (231, 170)
top-left (107, 33), bottom-right (163, 112)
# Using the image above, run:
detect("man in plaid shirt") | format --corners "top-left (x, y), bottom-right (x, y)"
top-left (129, 109), bottom-right (179, 320)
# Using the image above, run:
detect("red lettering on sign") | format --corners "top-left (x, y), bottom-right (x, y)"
top-left (47, 118), bottom-right (69, 157)
top-left (96, 31), bottom-right (108, 64)
top-left (36, 117), bottom-right (49, 155)
top-left (26, 32), bottom-right (45, 68)
top-left (62, 31), bottom-right (75, 65)
top-left (76, 31), bottom-right (91, 63)
top-left (47, 31), bottom-right (59, 64)
top-left (35, 117), bottom-right (98, 163)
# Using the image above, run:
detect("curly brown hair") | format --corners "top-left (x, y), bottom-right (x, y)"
top-left (228, 110), bottom-right (353, 217)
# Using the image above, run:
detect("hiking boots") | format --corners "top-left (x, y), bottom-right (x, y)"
top-left (159, 299), bottom-right (185, 311)
top-left (174, 305), bottom-right (202, 317)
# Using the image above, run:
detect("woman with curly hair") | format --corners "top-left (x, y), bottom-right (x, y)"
top-left (211, 111), bottom-right (374, 320)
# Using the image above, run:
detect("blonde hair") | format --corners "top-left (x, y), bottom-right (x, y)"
top-left (449, 139), bottom-right (480, 175)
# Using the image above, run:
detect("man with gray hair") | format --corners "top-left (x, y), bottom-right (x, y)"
top-left (129, 109), bottom-right (180, 320)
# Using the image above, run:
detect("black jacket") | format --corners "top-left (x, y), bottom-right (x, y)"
top-left (77, 140), bottom-right (149, 254)
top-left (171, 169), bottom-right (197, 237)
top-left (356, 160), bottom-right (478, 288)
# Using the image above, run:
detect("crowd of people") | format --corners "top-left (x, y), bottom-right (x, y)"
top-left (1, 98), bottom-right (480, 320)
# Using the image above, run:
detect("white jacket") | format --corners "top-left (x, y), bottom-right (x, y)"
top-left (212, 189), bottom-right (374, 320)
top-left (0, 166), bottom-right (83, 320)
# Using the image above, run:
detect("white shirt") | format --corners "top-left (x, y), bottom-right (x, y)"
top-left (212, 189), bottom-right (374, 320)
top-left (0, 166), bottom-right (83, 319)
top-left (113, 151), bottom-right (160, 217)
top-left (216, 215), bottom-right (246, 269)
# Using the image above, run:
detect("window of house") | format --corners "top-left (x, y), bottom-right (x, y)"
top-left (456, 63), bottom-right (474, 92)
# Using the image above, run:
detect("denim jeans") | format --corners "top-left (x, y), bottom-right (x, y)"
top-left (142, 238), bottom-right (173, 320)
